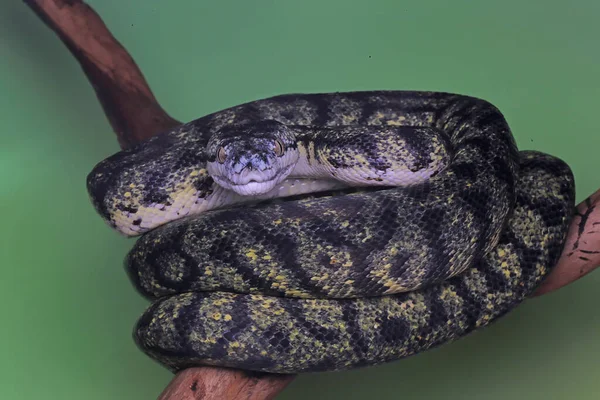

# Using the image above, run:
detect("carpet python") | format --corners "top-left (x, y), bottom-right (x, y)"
top-left (87, 91), bottom-right (575, 373)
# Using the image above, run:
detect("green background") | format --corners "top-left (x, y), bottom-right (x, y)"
top-left (1, 0), bottom-right (599, 399)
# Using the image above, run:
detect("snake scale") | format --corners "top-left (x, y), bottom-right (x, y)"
top-left (87, 91), bottom-right (575, 374)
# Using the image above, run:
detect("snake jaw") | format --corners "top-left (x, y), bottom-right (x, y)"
top-left (228, 179), bottom-right (280, 196)
top-left (212, 163), bottom-right (296, 196)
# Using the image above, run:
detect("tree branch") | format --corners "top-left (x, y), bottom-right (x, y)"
top-left (24, 0), bottom-right (599, 399)
top-left (157, 368), bottom-right (293, 400)
top-left (534, 188), bottom-right (600, 295)
top-left (23, 0), bottom-right (179, 148)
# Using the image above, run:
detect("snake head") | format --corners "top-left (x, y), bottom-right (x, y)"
top-left (206, 120), bottom-right (299, 196)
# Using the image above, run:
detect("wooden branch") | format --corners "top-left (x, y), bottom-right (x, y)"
top-left (534, 188), bottom-right (600, 295)
top-left (23, 0), bottom-right (179, 148)
top-left (24, 0), bottom-right (599, 399)
top-left (157, 368), bottom-right (294, 400)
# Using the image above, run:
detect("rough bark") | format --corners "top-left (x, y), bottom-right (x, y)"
top-left (24, 0), bottom-right (599, 399)
top-left (534, 188), bottom-right (600, 295)
top-left (156, 368), bottom-right (294, 400)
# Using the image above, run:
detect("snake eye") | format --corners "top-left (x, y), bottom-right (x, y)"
top-left (274, 139), bottom-right (285, 157)
top-left (217, 146), bottom-right (227, 164)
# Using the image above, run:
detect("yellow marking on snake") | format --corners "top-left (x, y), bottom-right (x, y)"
top-left (85, 91), bottom-right (575, 374)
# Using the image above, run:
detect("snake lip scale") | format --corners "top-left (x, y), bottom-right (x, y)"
top-left (87, 90), bottom-right (575, 374)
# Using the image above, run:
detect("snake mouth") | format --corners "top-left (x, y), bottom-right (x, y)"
top-left (228, 179), bottom-right (279, 196)
top-left (213, 174), bottom-right (281, 196)
top-left (215, 164), bottom-right (296, 196)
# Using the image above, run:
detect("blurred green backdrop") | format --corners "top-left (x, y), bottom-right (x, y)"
top-left (1, 0), bottom-right (599, 399)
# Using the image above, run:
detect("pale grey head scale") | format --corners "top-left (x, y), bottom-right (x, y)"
top-left (205, 120), bottom-right (300, 196)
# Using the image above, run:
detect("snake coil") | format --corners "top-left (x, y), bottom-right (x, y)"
top-left (87, 91), bottom-right (575, 373)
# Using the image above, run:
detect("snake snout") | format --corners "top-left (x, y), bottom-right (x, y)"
top-left (232, 153), bottom-right (270, 174)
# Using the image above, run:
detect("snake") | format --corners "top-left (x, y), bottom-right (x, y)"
top-left (86, 91), bottom-right (575, 374)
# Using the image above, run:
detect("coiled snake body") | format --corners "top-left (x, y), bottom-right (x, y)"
top-left (87, 91), bottom-right (575, 373)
